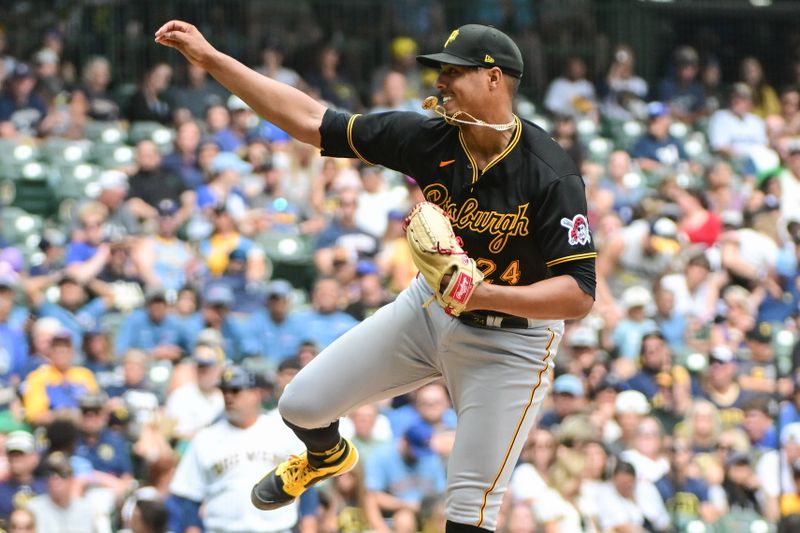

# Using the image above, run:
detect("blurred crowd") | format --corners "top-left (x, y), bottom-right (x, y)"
top-left (0, 6), bottom-right (798, 533)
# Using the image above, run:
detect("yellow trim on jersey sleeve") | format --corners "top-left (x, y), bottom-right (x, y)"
top-left (346, 114), bottom-right (375, 165)
top-left (545, 252), bottom-right (597, 268)
top-left (477, 328), bottom-right (556, 528)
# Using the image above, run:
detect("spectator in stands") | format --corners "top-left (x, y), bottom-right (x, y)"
top-left (115, 289), bottom-right (185, 361)
top-left (739, 56), bottom-right (780, 119)
top-left (354, 164), bottom-right (408, 240)
top-left (597, 150), bottom-right (646, 225)
top-left (244, 279), bottom-right (305, 363)
top-left (183, 285), bottom-right (249, 361)
top-left (594, 461), bottom-right (671, 532)
top-left (196, 151), bottom-right (250, 220)
top-left (345, 262), bottom-right (392, 321)
top-left (632, 101), bottom-right (688, 173)
top-left (7, 508), bottom-right (37, 533)
top-left (254, 39), bottom-right (306, 90)
top-left (779, 140), bottom-right (800, 224)
top-left (620, 415), bottom-right (670, 484)
top-left (739, 322), bottom-right (783, 395)
top-left (30, 275), bottom-right (110, 350)
top-left (682, 400), bottom-right (722, 454)
top-left (538, 374), bottom-right (586, 430)
top-left (165, 343), bottom-right (224, 443)
top-left (0, 431), bottom-right (46, 521)
top-left (27, 452), bottom-right (105, 533)
top-left (82, 328), bottom-right (117, 392)
top-left (314, 188), bottom-right (379, 275)
top-left (370, 71), bottom-right (423, 114)
top-left (608, 390), bottom-right (651, 456)
top-left (94, 170), bottom-right (139, 240)
top-left (544, 56), bottom-right (597, 121)
top-left (132, 199), bottom-right (197, 293)
top-left (197, 204), bottom-right (266, 282)
top-left (161, 120), bottom-right (205, 190)
top-left (75, 392), bottom-right (135, 500)
top-left (612, 285), bottom-right (658, 360)
top-left (292, 277), bottom-right (358, 351)
top-left (126, 139), bottom-right (194, 224)
top-left (657, 46), bottom-right (706, 125)
top-left (22, 329), bottom-right (98, 425)
top-left (600, 44), bottom-right (648, 122)
top-left (366, 421), bottom-right (447, 533)
top-left (0, 63), bottom-right (48, 137)
top-left (656, 437), bottom-right (721, 525)
top-left (0, 275), bottom-right (27, 386)
top-left (708, 83), bottom-right (768, 163)
top-left (172, 63), bottom-right (227, 121)
top-left (71, 56), bottom-right (119, 122)
top-left (126, 62), bottom-right (173, 124)
top-left (305, 44), bottom-right (362, 111)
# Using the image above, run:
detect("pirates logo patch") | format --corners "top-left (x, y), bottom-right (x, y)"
top-left (560, 215), bottom-right (591, 246)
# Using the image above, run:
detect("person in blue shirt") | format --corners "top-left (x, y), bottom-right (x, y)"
top-left (0, 277), bottom-right (27, 385)
top-left (33, 276), bottom-right (110, 352)
top-left (0, 63), bottom-right (48, 136)
top-left (656, 46), bottom-right (707, 126)
top-left (74, 392), bottom-right (134, 492)
top-left (655, 438), bottom-right (720, 525)
top-left (0, 431), bottom-right (47, 521)
top-left (115, 289), bottom-right (186, 362)
top-left (292, 277), bottom-right (358, 350)
top-left (631, 101), bottom-right (688, 173)
top-left (182, 285), bottom-right (250, 361)
top-left (366, 421), bottom-right (447, 524)
top-left (244, 279), bottom-right (307, 363)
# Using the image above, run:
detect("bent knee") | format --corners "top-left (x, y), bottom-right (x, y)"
top-left (278, 381), bottom-right (339, 428)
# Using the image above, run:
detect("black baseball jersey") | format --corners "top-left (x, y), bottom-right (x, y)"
top-left (319, 110), bottom-right (596, 297)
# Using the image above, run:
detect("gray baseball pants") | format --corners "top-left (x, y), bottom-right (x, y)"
top-left (279, 276), bottom-right (563, 530)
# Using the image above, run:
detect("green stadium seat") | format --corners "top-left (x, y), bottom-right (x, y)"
top-left (84, 121), bottom-right (127, 145)
top-left (40, 138), bottom-right (93, 165)
top-left (54, 163), bottom-right (102, 200)
top-left (128, 121), bottom-right (175, 152)
top-left (586, 137), bottom-right (614, 164)
top-left (1, 207), bottom-right (43, 246)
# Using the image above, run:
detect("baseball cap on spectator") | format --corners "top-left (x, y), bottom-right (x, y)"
top-left (227, 95), bottom-right (250, 112)
top-left (34, 48), bottom-right (59, 66)
top-left (730, 82), bottom-right (753, 100)
top-left (204, 285), bottom-right (234, 308)
top-left (746, 322), bottom-right (773, 344)
top-left (388, 209), bottom-right (406, 222)
top-left (404, 421), bottom-right (434, 458)
top-left (211, 152), bottom-right (252, 175)
top-left (196, 328), bottom-right (223, 349)
top-left (5, 431), bottom-right (35, 454)
top-left (621, 285), bottom-right (652, 311)
top-left (144, 288), bottom-right (167, 304)
top-left (157, 199), bottom-right (178, 217)
top-left (553, 374), bottom-right (584, 397)
top-left (725, 451), bottom-right (751, 468)
top-left (782, 423), bottom-right (800, 446)
top-left (51, 329), bottom-right (73, 344)
top-left (228, 248), bottom-right (248, 262)
top-left (568, 326), bottom-right (598, 349)
top-left (98, 169), bottom-right (128, 191)
top-left (219, 365), bottom-right (261, 390)
top-left (193, 345), bottom-right (224, 367)
top-left (356, 260), bottom-right (379, 276)
top-left (709, 345), bottom-right (736, 364)
top-left (0, 272), bottom-right (17, 290)
top-left (79, 391), bottom-right (108, 410)
top-left (40, 228), bottom-right (66, 252)
top-left (266, 279), bottom-right (293, 299)
top-left (557, 414), bottom-right (594, 444)
top-left (615, 390), bottom-right (650, 415)
top-left (10, 63), bottom-right (33, 80)
top-left (674, 46), bottom-right (699, 66)
top-left (416, 24), bottom-right (524, 79)
top-left (647, 101), bottom-right (670, 119)
top-left (42, 452), bottom-right (73, 478)
top-left (650, 217), bottom-right (680, 254)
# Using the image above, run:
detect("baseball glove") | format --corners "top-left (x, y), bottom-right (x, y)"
top-left (404, 202), bottom-right (483, 316)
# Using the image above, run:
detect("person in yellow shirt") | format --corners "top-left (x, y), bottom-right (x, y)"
top-left (23, 330), bottom-right (98, 426)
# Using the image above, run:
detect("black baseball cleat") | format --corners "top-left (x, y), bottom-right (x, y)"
top-left (251, 438), bottom-right (359, 511)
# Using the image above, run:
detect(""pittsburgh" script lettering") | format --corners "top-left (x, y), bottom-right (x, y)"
top-left (423, 184), bottom-right (530, 253)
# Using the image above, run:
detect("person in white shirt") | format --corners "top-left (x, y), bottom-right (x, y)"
top-left (595, 461), bottom-right (671, 532)
top-left (708, 83), bottom-right (768, 161)
top-left (544, 56), bottom-right (598, 120)
top-left (165, 344), bottom-right (225, 442)
top-left (169, 365), bottom-right (304, 533)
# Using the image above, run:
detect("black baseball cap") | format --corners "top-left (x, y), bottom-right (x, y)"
top-left (417, 24), bottom-right (523, 79)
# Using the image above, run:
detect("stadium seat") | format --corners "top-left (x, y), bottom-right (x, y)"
top-left (128, 121), bottom-right (175, 153)
top-left (84, 120), bottom-right (127, 146)
top-left (40, 138), bottom-right (93, 165)
top-left (54, 163), bottom-right (102, 200)
top-left (1, 206), bottom-right (43, 246)
top-left (586, 137), bottom-right (614, 164)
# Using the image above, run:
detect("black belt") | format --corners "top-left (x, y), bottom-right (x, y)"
top-left (458, 311), bottom-right (533, 329)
